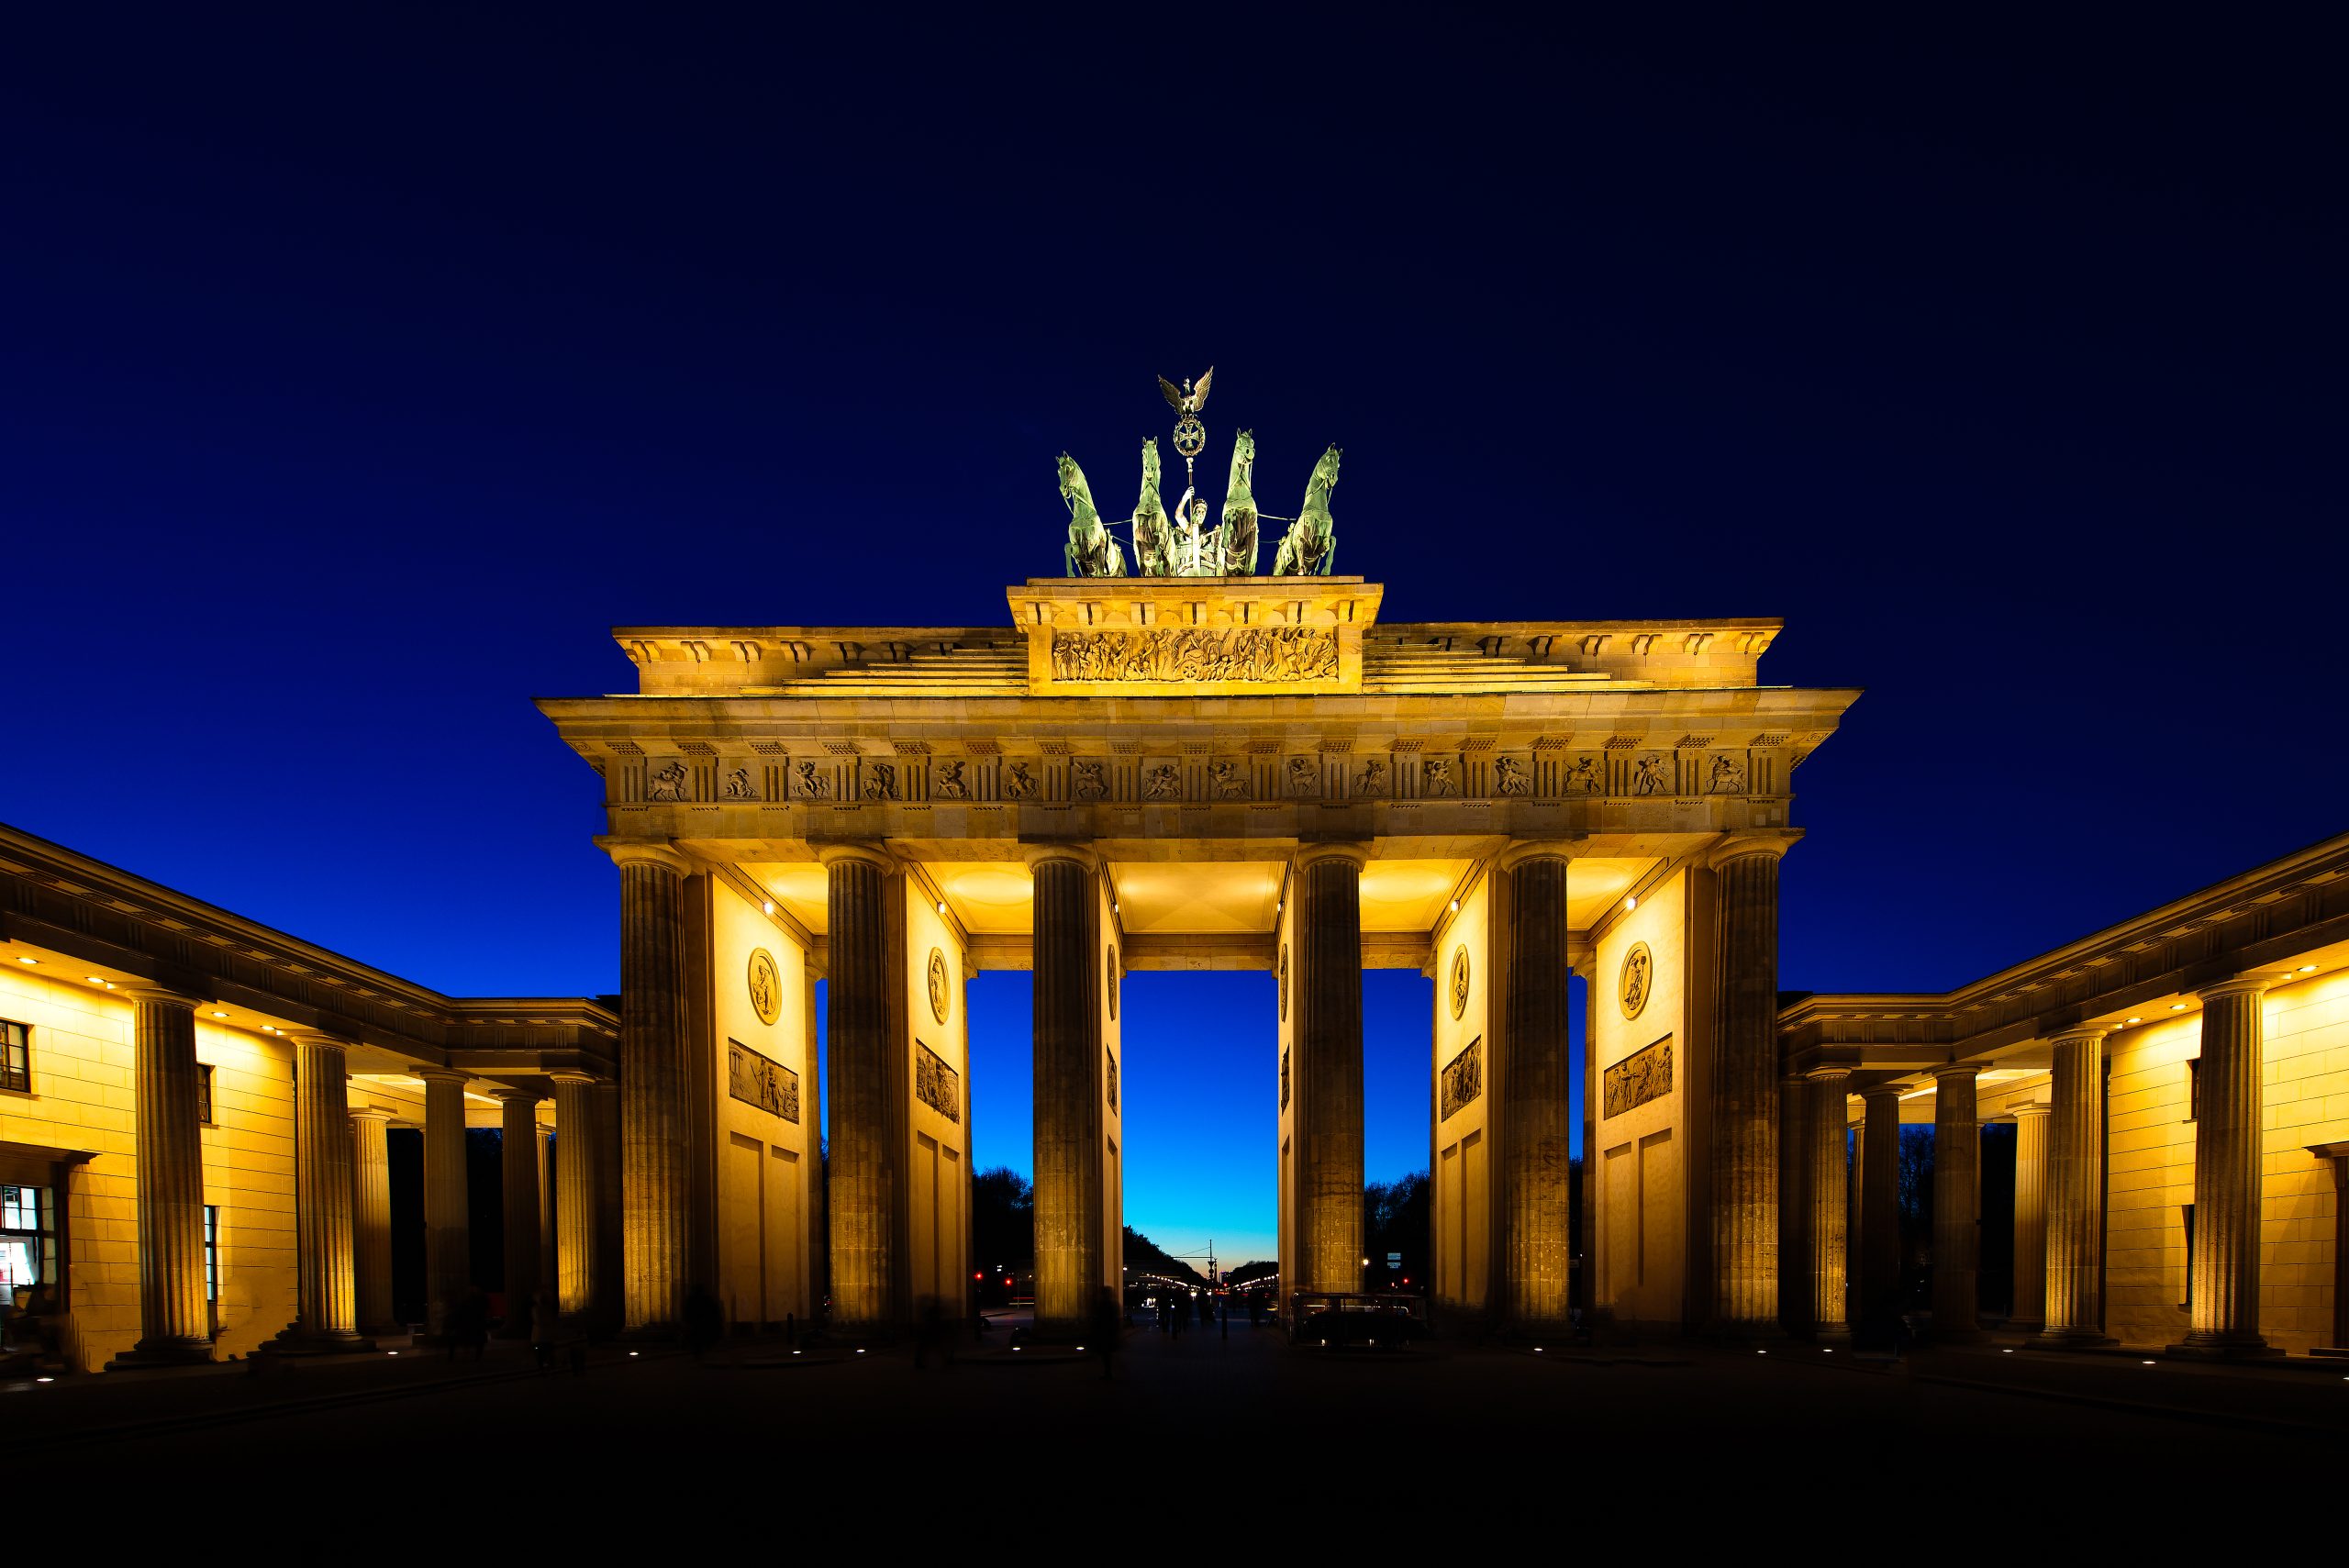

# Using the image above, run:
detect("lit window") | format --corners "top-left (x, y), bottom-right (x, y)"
top-left (0, 1185), bottom-right (55, 1294)
top-left (196, 1064), bottom-right (215, 1127)
top-left (205, 1205), bottom-right (221, 1338)
top-left (2186, 1058), bottom-right (2200, 1122)
top-left (0, 1020), bottom-right (28, 1095)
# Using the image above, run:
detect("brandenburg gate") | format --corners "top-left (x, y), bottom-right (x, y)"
top-left (538, 573), bottom-right (1857, 1339)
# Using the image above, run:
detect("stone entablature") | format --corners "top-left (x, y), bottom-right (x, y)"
top-left (0, 824), bottom-right (617, 1075)
top-left (1781, 829), bottom-right (2349, 1070)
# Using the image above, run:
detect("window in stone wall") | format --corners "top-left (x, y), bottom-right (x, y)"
top-left (205, 1205), bottom-right (221, 1337)
top-left (0, 1185), bottom-right (55, 1294)
top-left (0, 1021), bottom-right (28, 1094)
top-left (2186, 1058), bottom-right (2200, 1122)
top-left (196, 1064), bottom-right (215, 1126)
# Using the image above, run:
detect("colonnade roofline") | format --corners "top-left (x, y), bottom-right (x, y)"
top-left (1781, 828), bottom-right (2349, 1071)
top-left (0, 819), bottom-right (618, 1079)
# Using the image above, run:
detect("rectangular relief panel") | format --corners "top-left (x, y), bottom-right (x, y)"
top-left (729, 1038), bottom-right (801, 1123)
top-left (1440, 1037), bottom-right (1484, 1122)
top-left (915, 1040), bottom-right (961, 1122)
top-left (1603, 1035), bottom-right (1674, 1120)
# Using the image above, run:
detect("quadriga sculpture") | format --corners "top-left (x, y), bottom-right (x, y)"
top-left (1218, 429), bottom-right (1259, 576)
top-left (1059, 452), bottom-right (1128, 577)
top-left (1130, 438), bottom-right (1176, 576)
top-left (1273, 444), bottom-right (1341, 576)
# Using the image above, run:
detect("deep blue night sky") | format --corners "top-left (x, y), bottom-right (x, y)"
top-left (4, 11), bottom-right (2341, 1264)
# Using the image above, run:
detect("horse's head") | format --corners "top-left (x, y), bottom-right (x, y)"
top-left (1309, 444), bottom-right (1341, 498)
top-left (1228, 429), bottom-right (1255, 493)
top-left (1141, 437), bottom-right (1160, 486)
top-left (1058, 453), bottom-right (1095, 517)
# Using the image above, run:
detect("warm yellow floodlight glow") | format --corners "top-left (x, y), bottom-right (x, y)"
top-left (212, 1010), bottom-right (228, 1018)
top-left (1624, 895), bottom-right (1637, 912)
top-left (936, 900), bottom-right (947, 915)
top-left (85, 975), bottom-right (105, 984)
top-left (15, 957), bottom-right (34, 965)
top-left (2170, 1003), bottom-right (2188, 1011)
top-left (762, 899), bottom-right (774, 916)
top-left (1449, 898), bottom-right (1459, 913)
top-left (2125, 1018), bottom-right (2142, 1025)
top-left (2299, 963), bottom-right (2318, 973)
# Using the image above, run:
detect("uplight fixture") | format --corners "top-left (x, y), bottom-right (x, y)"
top-left (212, 1010), bottom-right (228, 1018)
top-left (937, 900), bottom-right (946, 915)
top-left (1624, 895), bottom-right (1637, 912)
top-left (15, 957), bottom-right (34, 965)
top-left (2125, 1018), bottom-right (2142, 1025)
top-left (762, 900), bottom-right (774, 916)
top-left (1449, 899), bottom-right (1459, 913)
top-left (2299, 963), bottom-right (2318, 973)
top-left (2170, 1003), bottom-right (2188, 1012)
top-left (85, 976), bottom-right (105, 984)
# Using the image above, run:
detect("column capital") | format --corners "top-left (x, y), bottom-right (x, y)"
top-left (2011, 1101), bottom-right (2052, 1121)
top-left (1805, 1064), bottom-right (1854, 1084)
top-left (349, 1103), bottom-right (395, 1123)
top-left (2046, 1024), bottom-right (2110, 1050)
top-left (1930, 1060), bottom-right (1987, 1081)
top-left (600, 838), bottom-right (696, 878)
top-left (547, 1069), bottom-right (603, 1088)
top-left (287, 1031), bottom-right (357, 1052)
top-left (817, 840), bottom-right (897, 873)
top-left (1857, 1080), bottom-right (1907, 1104)
top-left (1293, 840), bottom-right (1370, 872)
top-left (1708, 829), bottom-right (1802, 872)
top-left (409, 1063), bottom-right (467, 1086)
top-left (1495, 839), bottom-right (1578, 871)
top-left (2199, 973), bottom-right (2283, 1003)
top-left (1021, 841), bottom-right (1098, 873)
top-left (487, 1084), bottom-right (542, 1106)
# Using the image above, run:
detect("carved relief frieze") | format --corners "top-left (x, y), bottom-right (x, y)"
top-left (1563, 756), bottom-right (1600, 795)
top-left (1048, 626), bottom-right (1341, 685)
top-left (1631, 753), bottom-right (1672, 796)
top-left (861, 762), bottom-right (901, 801)
top-left (1143, 762), bottom-right (1182, 800)
top-left (1603, 1037), bottom-right (1673, 1119)
top-left (649, 761), bottom-right (687, 802)
top-left (1422, 757), bottom-right (1459, 797)
top-left (1494, 756), bottom-right (1531, 796)
top-left (915, 1041), bottom-right (961, 1122)
top-left (933, 761), bottom-right (970, 799)
top-left (1002, 760), bottom-right (1038, 800)
top-left (1706, 753), bottom-right (1748, 795)
top-left (1071, 760), bottom-right (1108, 801)
top-left (1440, 1037), bottom-right (1484, 1121)
top-left (1354, 757), bottom-right (1388, 796)
top-left (794, 759), bottom-right (831, 799)
top-left (721, 765), bottom-right (758, 801)
top-left (1286, 757), bottom-right (1319, 797)
top-left (1208, 759), bottom-right (1250, 799)
top-left (729, 1039), bottom-right (800, 1123)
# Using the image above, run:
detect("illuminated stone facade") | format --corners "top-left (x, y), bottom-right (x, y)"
top-left (542, 577), bottom-right (1859, 1335)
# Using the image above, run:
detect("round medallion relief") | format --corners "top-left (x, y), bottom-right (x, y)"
top-left (747, 948), bottom-right (782, 1027)
top-left (1620, 941), bottom-right (1653, 1020)
top-left (1448, 945), bottom-right (1471, 1019)
top-left (926, 947), bottom-right (951, 1025)
top-left (1107, 945), bottom-right (1119, 1021)
top-left (1278, 943), bottom-right (1290, 1021)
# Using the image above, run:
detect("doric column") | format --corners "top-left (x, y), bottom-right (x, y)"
top-left (2009, 1105), bottom-right (2049, 1329)
top-left (283, 1035), bottom-right (367, 1348)
top-left (537, 1127), bottom-right (557, 1311)
top-left (1858, 1082), bottom-right (1904, 1338)
top-left (612, 840), bottom-right (692, 1333)
top-left (1780, 1069), bottom-right (1812, 1336)
top-left (824, 842), bottom-right (898, 1333)
top-left (116, 986), bottom-right (213, 1366)
top-left (2174, 977), bottom-right (2279, 1357)
top-left (2038, 1026), bottom-right (2111, 1347)
top-left (551, 1073), bottom-right (601, 1321)
top-left (1295, 842), bottom-right (1368, 1297)
top-left (1498, 844), bottom-right (1573, 1329)
top-left (417, 1065), bottom-right (471, 1337)
top-left (1030, 844), bottom-right (1103, 1336)
top-left (1930, 1063), bottom-right (1983, 1341)
top-left (495, 1089), bottom-right (542, 1335)
top-left (1708, 833), bottom-right (1795, 1336)
top-left (351, 1105), bottom-right (396, 1334)
top-left (1808, 1069), bottom-right (1853, 1343)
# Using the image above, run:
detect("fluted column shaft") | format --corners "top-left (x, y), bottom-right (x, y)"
top-left (1859, 1084), bottom-right (1903, 1335)
top-left (2040, 1027), bottom-right (2110, 1345)
top-left (1779, 1070), bottom-right (1812, 1335)
top-left (2009, 1106), bottom-right (2049, 1328)
top-left (497, 1091), bottom-right (542, 1334)
top-left (593, 1080), bottom-right (622, 1330)
top-left (1501, 851), bottom-right (1573, 1329)
top-left (128, 992), bottom-right (212, 1363)
top-left (419, 1066), bottom-right (470, 1335)
top-left (1931, 1065), bottom-right (1982, 1340)
top-left (291, 1037), bottom-right (362, 1341)
top-left (618, 848), bottom-right (690, 1331)
top-left (1708, 840), bottom-right (1789, 1334)
top-left (552, 1073), bottom-right (602, 1319)
top-left (1808, 1072), bottom-right (1852, 1341)
top-left (1297, 846), bottom-right (1366, 1296)
top-left (2179, 979), bottom-right (2272, 1353)
top-left (351, 1106), bottom-right (395, 1333)
top-left (1030, 849), bottom-right (1103, 1335)
top-left (826, 847), bottom-right (896, 1331)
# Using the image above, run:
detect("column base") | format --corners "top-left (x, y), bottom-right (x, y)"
top-left (2165, 1334), bottom-right (2279, 1361)
top-left (106, 1336), bottom-right (216, 1370)
top-left (2310, 1346), bottom-right (2349, 1359)
top-left (2033, 1327), bottom-right (2117, 1351)
top-left (1809, 1324), bottom-right (1854, 1346)
top-left (265, 1327), bottom-right (378, 1356)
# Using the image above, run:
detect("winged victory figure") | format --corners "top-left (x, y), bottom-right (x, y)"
top-left (1158, 366), bottom-right (1214, 417)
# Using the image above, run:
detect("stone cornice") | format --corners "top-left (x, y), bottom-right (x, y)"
top-left (1780, 829), bottom-right (2349, 1062)
top-left (0, 821), bottom-right (618, 1066)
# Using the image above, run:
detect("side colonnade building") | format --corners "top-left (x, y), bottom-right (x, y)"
top-left (1780, 832), bottom-right (2349, 1357)
top-left (0, 824), bottom-right (626, 1372)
